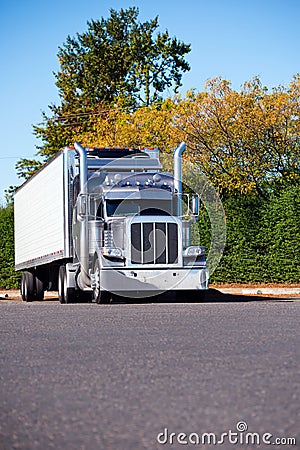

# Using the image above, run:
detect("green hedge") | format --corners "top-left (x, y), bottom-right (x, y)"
top-left (0, 206), bottom-right (20, 289)
top-left (202, 184), bottom-right (300, 283)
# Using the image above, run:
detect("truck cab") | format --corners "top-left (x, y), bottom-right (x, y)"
top-left (69, 143), bottom-right (208, 303)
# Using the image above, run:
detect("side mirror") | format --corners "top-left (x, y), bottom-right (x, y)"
top-left (191, 194), bottom-right (199, 216)
top-left (78, 194), bottom-right (88, 217)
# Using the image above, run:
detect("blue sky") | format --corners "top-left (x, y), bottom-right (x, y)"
top-left (0, 0), bottom-right (299, 204)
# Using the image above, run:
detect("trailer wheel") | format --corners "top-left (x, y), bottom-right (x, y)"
top-left (21, 272), bottom-right (35, 302)
top-left (35, 274), bottom-right (44, 301)
top-left (93, 259), bottom-right (111, 304)
top-left (58, 266), bottom-right (65, 304)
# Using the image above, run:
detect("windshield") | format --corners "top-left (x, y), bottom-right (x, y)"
top-left (106, 199), bottom-right (173, 217)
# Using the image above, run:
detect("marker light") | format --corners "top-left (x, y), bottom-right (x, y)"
top-left (184, 246), bottom-right (206, 257)
top-left (101, 247), bottom-right (123, 258)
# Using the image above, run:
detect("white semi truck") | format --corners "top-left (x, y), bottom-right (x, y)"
top-left (14, 142), bottom-right (209, 303)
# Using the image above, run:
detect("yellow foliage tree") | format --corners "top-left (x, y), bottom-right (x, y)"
top-left (175, 76), bottom-right (300, 196)
top-left (78, 98), bottom-right (178, 151)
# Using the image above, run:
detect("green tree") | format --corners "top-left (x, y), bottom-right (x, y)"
top-left (15, 159), bottom-right (43, 181)
top-left (17, 6), bottom-right (190, 176)
top-left (4, 185), bottom-right (18, 205)
top-left (55, 7), bottom-right (190, 109)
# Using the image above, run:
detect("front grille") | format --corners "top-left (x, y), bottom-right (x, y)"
top-left (130, 222), bottom-right (178, 264)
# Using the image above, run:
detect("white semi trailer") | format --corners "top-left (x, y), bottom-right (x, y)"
top-left (14, 142), bottom-right (209, 303)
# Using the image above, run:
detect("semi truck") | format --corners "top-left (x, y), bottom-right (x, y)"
top-left (14, 142), bottom-right (209, 303)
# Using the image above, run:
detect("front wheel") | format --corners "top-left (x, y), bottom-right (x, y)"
top-left (93, 259), bottom-right (111, 304)
top-left (58, 265), bottom-right (77, 304)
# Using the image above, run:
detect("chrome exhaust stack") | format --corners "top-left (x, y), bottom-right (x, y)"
top-left (174, 142), bottom-right (186, 217)
top-left (74, 142), bottom-right (90, 288)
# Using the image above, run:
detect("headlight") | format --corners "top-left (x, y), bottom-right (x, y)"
top-left (184, 246), bottom-right (206, 257)
top-left (101, 247), bottom-right (123, 258)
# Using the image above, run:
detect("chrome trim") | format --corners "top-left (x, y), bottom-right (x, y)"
top-left (74, 142), bottom-right (90, 288)
top-left (173, 142), bottom-right (186, 216)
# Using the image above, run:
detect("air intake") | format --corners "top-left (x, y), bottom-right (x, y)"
top-left (130, 221), bottom-right (178, 265)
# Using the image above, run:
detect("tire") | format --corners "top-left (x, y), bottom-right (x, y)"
top-left (35, 274), bottom-right (44, 301)
top-left (58, 266), bottom-right (65, 304)
top-left (21, 272), bottom-right (35, 302)
top-left (58, 265), bottom-right (77, 304)
top-left (64, 280), bottom-right (77, 304)
top-left (93, 259), bottom-right (111, 304)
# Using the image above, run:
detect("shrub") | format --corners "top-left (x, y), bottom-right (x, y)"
top-left (0, 206), bottom-right (20, 289)
top-left (201, 185), bottom-right (300, 283)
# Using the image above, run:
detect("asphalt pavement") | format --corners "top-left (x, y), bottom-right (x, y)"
top-left (0, 293), bottom-right (299, 450)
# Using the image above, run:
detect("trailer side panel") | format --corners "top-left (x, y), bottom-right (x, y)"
top-left (15, 153), bottom-right (67, 270)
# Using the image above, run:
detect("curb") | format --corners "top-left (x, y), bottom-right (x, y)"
top-left (1, 288), bottom-right (300, 302)
top-left (213, 287), bottom-right (300, 296)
